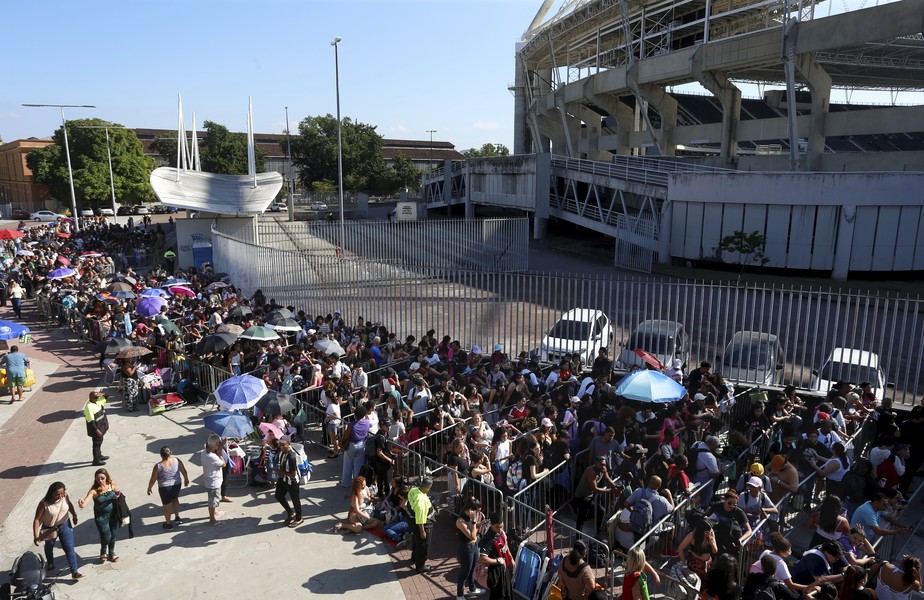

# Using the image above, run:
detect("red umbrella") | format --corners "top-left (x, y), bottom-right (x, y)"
top-left (0, 229), bottom-right (24, 240)
top-left (169, 286), bottom-right (196, 298)
top-left (56, 232), bottom-right (71, 238)
top-left (633, 348), bottom-right (665, 370)
top-left (56, 256), bottom-right (71, 266)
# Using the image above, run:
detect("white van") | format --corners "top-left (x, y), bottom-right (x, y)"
top-left (811, 348), bottom-right (889, 399)
top-left (538, 308), bottom-right (612, 365)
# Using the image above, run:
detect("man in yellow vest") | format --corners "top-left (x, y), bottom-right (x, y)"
top-left (408, 476), bottom-right (434, 574)
top-left (83, 391), bottom-right (109, 466)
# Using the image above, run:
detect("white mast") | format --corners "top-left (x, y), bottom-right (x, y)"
top-left (191, 112), bottom-right (201, 172)
top-left (247, 97), bottom-right (257, 187)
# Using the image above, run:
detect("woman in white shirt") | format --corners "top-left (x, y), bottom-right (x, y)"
top-left (325, 395), bottom-right (342, 459)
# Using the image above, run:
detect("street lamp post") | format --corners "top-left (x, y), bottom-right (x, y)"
top-left (22, 103), bottom-right (96, 232)
top-left (77, 125), bottom-right (125, 219)
top-left (284, 106), bottom-right (294, 221)
top-left (331, 36), bottom-right (345, 254)
top-left (427, 129), bottom-right (437, 172)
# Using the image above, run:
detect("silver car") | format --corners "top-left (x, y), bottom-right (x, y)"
top-left (719, 331), bottom-right (785, 385)
top-left (615, 320), bottom-right (690, 370)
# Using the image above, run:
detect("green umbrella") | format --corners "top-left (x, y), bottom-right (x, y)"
top-left (154, 317), bottom-right (181, 336)
top-left (239, 325), bottom-right (280, 341)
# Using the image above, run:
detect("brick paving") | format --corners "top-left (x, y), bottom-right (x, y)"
top-left (390, 511), bottom-right (464, 600)
top-left (0, 302), bottom-right (105, 528)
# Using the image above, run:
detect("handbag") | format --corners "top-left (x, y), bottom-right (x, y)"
top-left (474, 561), bottom-right (490, 590)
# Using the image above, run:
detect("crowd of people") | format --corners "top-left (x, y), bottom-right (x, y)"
top-left (13, 215), bottom-right (924, 600)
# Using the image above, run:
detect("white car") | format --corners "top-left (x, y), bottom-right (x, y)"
top-left (309, 201), bottom-right (329, 211)
top-left (811, 348), bottom-right (889, 399)
top-left (269, 202), bottom-right (287, 212)
top-left (538, 308), bottom-right (612, 365)
top-left (98, 208), bottom-right (115, 217)
top-left (720, 331), bottom-right (785, 385)
top-left (31, 210), bottom-right (66, 222)
top-left (136, 207), bottom-right (150, 215)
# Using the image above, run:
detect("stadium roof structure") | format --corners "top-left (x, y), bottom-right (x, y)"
top-left (517, 0), bottom-right (924, 90)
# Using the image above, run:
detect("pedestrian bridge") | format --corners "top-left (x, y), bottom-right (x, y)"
top-left (422, 153), bottom-right (924, 277)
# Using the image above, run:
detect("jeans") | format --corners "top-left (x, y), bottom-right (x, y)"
top-left (44, 520), bottom-right (79, 575)
top-left (384, 519), bottom-right (409, 542)
top-left (341, 441), bottom-right (366, 487)
top-left (457, 541), bottom-right (479, 595)
top-left (11, 297), bottom-right (21, 318)
top-left (275, 479), bottom-right (301, 520)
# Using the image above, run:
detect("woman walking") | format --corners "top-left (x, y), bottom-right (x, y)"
top-left (146, 446), bottom-right (190, 529)
top-left (77, 468), bottom-right (120, 563)
top-left (455, 497), bottom-right (485, 600)
top-left (32, 482), bottom-right (82, 580)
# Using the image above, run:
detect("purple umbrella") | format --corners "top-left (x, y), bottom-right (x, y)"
top-left (136, 296), bottom-right (168, 317)
top-left (48, 267), bottom-right (77, 280)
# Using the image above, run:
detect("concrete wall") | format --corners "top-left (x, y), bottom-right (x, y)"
top-left (466, 155), bottom-right (539, 210)
top-left (175, 216), bottom-right (255, 269)
top-left (667, 172), bottom-right (924, 276)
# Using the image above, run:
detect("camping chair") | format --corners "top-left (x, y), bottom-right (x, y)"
top-left (513, 543), bottom-right (547, 600)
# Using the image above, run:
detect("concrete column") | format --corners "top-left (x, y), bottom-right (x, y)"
top-left (514, 47), bottom-right (530, 155)
top-left (693, 48), bottom-right (741, 167)
top-left (593, 93), bottom-right (634, 156)
top-left (628, 65), bottom-right (678, 156)
top-left (831, 204), bottom-right (856, 280)
top-left (534, 153), bottom-right (551, 240)
top-left (443, 159), bottom-right (452, 205)
top-left (570, 103), bottom-right (610, 161)
top-left (796, 54), bottom-right (832, 171)
top-left (537, 69), bottom-right (554, 152)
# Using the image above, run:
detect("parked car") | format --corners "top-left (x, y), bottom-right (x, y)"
top-left (11, 208), bottom-right (30, 220)
top-left (537, 308), bottom-right (612, 365)
top-left (98, 208), bottom-right (115, 217)
top-left (615, 319), bottom-right (690, 370)
top-left (269, 202), bottom-right (287, 212)
top-left (309, 201), bottom-right (329, 211)
top-left (31, 210), bottom-right (66, 222)
top-left (79, 208), bottom-right (95, 217)
top-left (136, 207), bottom-right (150, 215)
top-left (719, 331), bottom-right (785, 385)
top-left (811, 348), bottom-right (890, 399)
top-left (116, 206), bottom-right (134, 215)
top-left (152, 204), bottom-right (169, 214)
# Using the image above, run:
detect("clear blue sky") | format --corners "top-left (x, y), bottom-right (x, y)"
top-left (4, 0), bottom-right (917, 153)
top-left (2, 0), bottom-right (540, 152)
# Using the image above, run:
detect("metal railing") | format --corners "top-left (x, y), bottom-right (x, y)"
top-left (209, 227), bottom-right (924, 405)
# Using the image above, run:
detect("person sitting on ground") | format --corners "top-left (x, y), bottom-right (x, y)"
top-left (333, 475), bottom-right (381, 534)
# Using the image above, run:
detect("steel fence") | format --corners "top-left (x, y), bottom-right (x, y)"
top-left (209, 225), bottom-right (924, 405)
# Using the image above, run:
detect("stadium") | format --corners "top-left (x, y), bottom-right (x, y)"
top-left (426, 0), bottom-right (924, 277)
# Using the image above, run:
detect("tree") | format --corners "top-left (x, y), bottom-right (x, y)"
top-left (391, 152), bottom-right (421, 192)
top-left (150, 121), bottom-right (266, 174)
top-left (718, 230), bottom-right (770, 283)
top-left (287, 114), bottom-right (386, 192)
top-left (462, 143), bottom-right (510, 158)
top-left (26, 118), bottom-right (156, 207)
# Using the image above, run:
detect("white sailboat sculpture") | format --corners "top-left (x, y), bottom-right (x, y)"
top-left (150, 94), bottom-right (283, 215)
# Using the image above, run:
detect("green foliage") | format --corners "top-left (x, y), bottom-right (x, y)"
top-left (288, 114), bottom-right (386, 192)
top-left (150, 121), bottom-right (267, 175)
top-left (26, 118), bottom-right (156, 206)
top-left (311, 180), bottom-right (337, 195)
top-left (462, 143), bottom-right (510, 158)
top-left (718, 230), bottom-right (770, 281)
top-left (391, 152), bottom-right (421, 192)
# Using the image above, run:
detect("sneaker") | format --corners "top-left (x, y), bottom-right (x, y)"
top-left (416, 565), bottom-right (432, 575)
top-left (162, 522), bottom-right (174, 530)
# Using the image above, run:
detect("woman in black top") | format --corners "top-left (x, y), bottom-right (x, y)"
top-left (455, 497), bottom-right (484, 598)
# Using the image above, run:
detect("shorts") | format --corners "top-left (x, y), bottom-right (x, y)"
top-left (326, 419), bottom-right (342, 433)
top-left (158, 482), bottom-right (181, 505)
top-left (9, 376), bottom-right (25, 387)
top-left (207, 486), bottom-right (222, 508)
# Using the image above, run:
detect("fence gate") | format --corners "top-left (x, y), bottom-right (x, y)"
top-left (614, 215), bottom-right (656, 273)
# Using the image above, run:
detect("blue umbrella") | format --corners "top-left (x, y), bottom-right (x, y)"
top-left (203, 410), bottom-right (254, 439)
top-left (614, 369), bottom-right (687, 404)
top-left (0, 320), bottom-right (29, 341)
top-left (215, 374), bottom-right (268, 411)
top-left (139, 288), bottom-right (168, 297)
top-left (111, 290), bottom-right (136, 299)
top-left (48, 267), bottom-right (77, 279)
top-left (162, 278), bottom-right (190, 287)
top-left (136, 296), bottom-right (167, 317)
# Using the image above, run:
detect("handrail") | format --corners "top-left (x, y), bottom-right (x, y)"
top-left (629, 479), bottom-right (712, 552)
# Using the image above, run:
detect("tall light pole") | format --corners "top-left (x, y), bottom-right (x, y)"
top-left (427, 129), bottom-right (437, 172)
top-left (284, 106), bottom-right (294, 220)
top-left (22, 103), bottom-right (96, 232)
top-left (331, 36), bottom-right (345, 253)
top-left (77, 124), bottom-right (126, 219)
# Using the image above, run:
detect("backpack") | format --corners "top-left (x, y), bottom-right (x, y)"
top-left (630, 493), bottom-right (654, 534)
top-left (876, 454), bottom-right (900, 488)
top-left (713, 518), bottom-right (743, 555)
top-left (685, 444), bottom-right (709, 478)
top-left (507, 460), bottom-right (525, 493)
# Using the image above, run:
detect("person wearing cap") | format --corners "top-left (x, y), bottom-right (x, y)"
top-left (664, 358), bottom-right (684, 383)
top-left (690, 435), bottom-right (722, 508)
top-left (614, 443), bottom-right (648, 490)
top-left (408, 476), bottom-right (435, 574)
top-left (738, 476), bottom-right (777, 527)
top-left (735, 461), bottom-right (773, 495)
top-left (561, 397), bottom-right (581, 443)
top-left (274, 436), bottom-right (303, 528)
top-left (369, 416), bottom-right (395, 498)
top-left (573, 454), bottom-right (619, 537)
